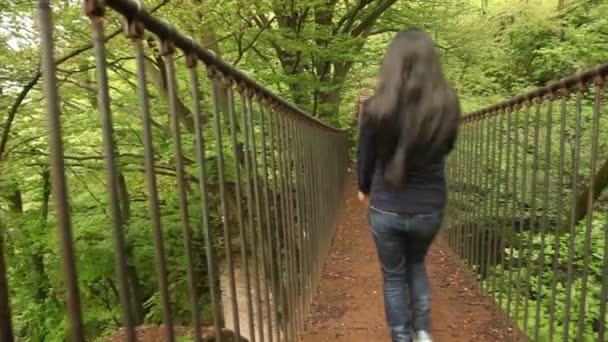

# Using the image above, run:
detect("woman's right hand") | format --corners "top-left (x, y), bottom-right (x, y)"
top-left (357, 191), bottom-right (367, 202)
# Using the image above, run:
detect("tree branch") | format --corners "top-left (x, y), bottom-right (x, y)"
top-left (570, 156), bottom-right (608, 226)
top-left (14, 150), bottom-right (193, 169)
top-left (335, 0), bottom-right (374, 34)
top-left (143, 57), bottom-right (198, 133)
top-left (369, 27), bottom-right (400, 35)
top-left (351, 0), bottom-right (398, 37)
top-left (0, 0), bottom-right (170, 161)
top-left (0, 73), bottom-right (39, 160)
top-left (233, 17), bottom-right (276, 65)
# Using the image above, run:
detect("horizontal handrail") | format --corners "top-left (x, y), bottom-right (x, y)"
top-left (101, 0), bottom-right (346, 134)
top-left (463, 62), bottom-right (608, 122)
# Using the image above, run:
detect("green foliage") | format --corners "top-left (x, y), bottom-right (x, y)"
top-left (2, 0), bottom-right (608, 340)
top-left (483, 214), bottom-right (607, 340)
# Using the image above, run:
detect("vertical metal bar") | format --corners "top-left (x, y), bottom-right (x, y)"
top-left (461, 122), bottom-right (469, 264)
top-left (267, 106), bottom-right (288, 340)
top-left (455, 124), bottom-right (464, 258)
top-left (461, 121), bottom-right (470, 264)
top-left (563, 85), bottom-right (583, 342)
top-left (456, 125), bottom-right (461, 249)
top-left (303, 123), bottom-right (316, 306)
top-left (601, 215), bottom-right (608, 340)
top-left (130, 20), bottom-right (174, 342)
top-left (451, 124), bottom-right (458, 253)
top-left (288, 119), bottom-right (302, 330)
top-left (257, 103), bottom-right (282, 342)
top-left (291, 119), bottom-right (306, 331)
top-left (451, 138), bottom-right (458, 249)
top-left (245, 94), bottom-right (274, 342)
top-left (226, 82), bottom-right (256, 342)
top-left (506, 105), bottom-right (521, 320)
top-left (468, 121), bottom-right (476, 265)
top-left (297, 122), bottom-right (308, 334)
top-left (286, 119), bottom-right (300, 337)
top-left (274, 110), bottom-right (290, 341)
top-left (296, 126), bottom-right (307, 337)
top-left (317, 132), bottom-right (326, 264)
top-left (286, 116), bottom-right (299, 341)
top-left (0, 217), bottom-right (13, 342)
top-left (472, 116), bottom-right (480, 277)
top-left (303, 125), bottom-right (316, 316)
top-left (446, 132), bottom-right (454, 248)
top-left (86, 3), bottom-right (135, 339)
top-left (278, 113), bottom-right (297, 341)
top-left (534, 93), bottom-right (553, 342)
top-left (490, 111), bottom-right (502, 300)
top-left (288, 117), bottom-right (301, 340)
top-left (316, 128), bottom-right (323, 286)
top-left (274, 110), bottom-right (287, 340)
top-left (458, 123), bottom-right (468, 259)
top-left (475, 113), bottom-right (491, 284)
top-left (514, 101), bottom-right (531, 328)
top-left (481, 114), bottom-right (490, 288)
top-left (472, 117), bottom-right (483, 275)
top-left (523, 97), bottom-right (542, 334)
top-left (301, 123), bottom-right (314, 318)
top-left (324, 133), bottom-right (332, 257)
top-left (445, 149), bottom-right (452, 245)
top-left (445, 147), bottom-right (452, 246)
top-left (463, 122), bottom-right (471, 260)
top-left (320, 130), bottom-right (327, 282)
top-left (162, 39), bottom-right (203, 342)
top-left (498, 107), bottom-right (513, 314)
top-left (38, 0), bottom-right (84, 339)
top-left (487, 110), bottom-right (503, 301)
top-left (309, 125), bottom-right (319, 296)
top-left (308, 125), bottom-right (317, 293)
top-left (576, 80), bottom-right (601, 341)
top-left (294, 121), bottom-right (308, 320)
top-left (549, 90), bottom-right (569, 341)
top-left (597, 77), bottom-right (608, 342)
top-left (244, 92), bottom-right (269, 342)
top-left (208, 68), bottom-right (241, 338)
top-left (480, 112), bottom-right (493, 293)
top-left (186, 54), bottom-right (222, 341)
top-left (470, 119), bottom-right (479, 270)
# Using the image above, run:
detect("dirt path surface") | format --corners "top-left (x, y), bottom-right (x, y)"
top-left (302, 177), bottom-right (525, 342)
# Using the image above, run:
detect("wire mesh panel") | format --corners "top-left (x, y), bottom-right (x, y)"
top-left (445, 65), bottom-right (608, 341)
top-left (0, 0), bottom-right (351, 341)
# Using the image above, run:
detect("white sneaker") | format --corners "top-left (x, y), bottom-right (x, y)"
top-left (414, 331), bottom-right (433, 342)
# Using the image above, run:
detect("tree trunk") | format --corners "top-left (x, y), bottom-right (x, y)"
top-left (143, 56), bottom-right (198, 134)
top-left (315, 61), bottom-right (352, 117)
top-left (34, 169), bottom-right (52, 303)
top-left (7, 187), bottom-right (22, 213)
top-left (8, 185), bottom-right (50, 304)
top-left (0, 218), bottom-right (14, 342)
top-left (117, 172), bottom-right (147, 325)
top-left (570, 156), bottom-right (608, 226)
top-left (557, 0), bottom-right (566, 42)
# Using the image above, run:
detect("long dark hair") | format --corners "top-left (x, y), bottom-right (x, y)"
top-left (364, 29), bottom-right (460, 185)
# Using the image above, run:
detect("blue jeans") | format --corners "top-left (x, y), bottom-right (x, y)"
top-left (369, 207), bottom-right (442, 342)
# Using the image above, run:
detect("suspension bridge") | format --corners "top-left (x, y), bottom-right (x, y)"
top-left (1, 0), bottom-right (607, 341)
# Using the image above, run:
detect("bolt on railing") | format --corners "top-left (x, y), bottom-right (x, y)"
top-left (445, 64), bottom-right (608, 341)
top-left (0, 0), bottom-right (350, 341)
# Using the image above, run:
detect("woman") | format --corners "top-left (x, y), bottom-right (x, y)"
top-left (357, 29), bottom-right (460, 342)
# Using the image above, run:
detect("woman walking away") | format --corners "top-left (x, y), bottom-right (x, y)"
top-left (356, 29), bottom-right (460, 342)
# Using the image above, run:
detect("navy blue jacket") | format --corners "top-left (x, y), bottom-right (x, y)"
top-left (357, 111), bottom-right (456, 215)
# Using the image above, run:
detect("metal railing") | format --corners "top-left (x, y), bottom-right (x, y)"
top-left (0, 0), bottom-right (350, 341)
top-left (445, 64), bottom-right (608, 341)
